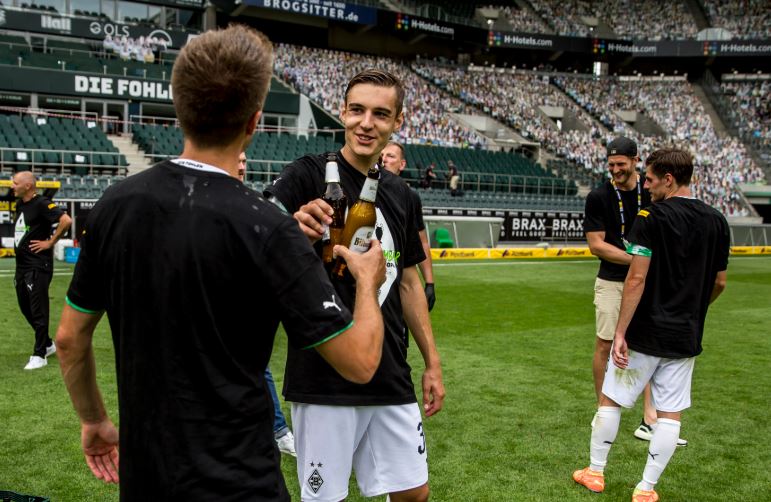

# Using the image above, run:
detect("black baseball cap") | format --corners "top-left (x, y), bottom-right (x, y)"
top-left (607, 136), bottom-right (637, 158)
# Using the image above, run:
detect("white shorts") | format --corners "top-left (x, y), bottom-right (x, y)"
top-left (594, 278), bottom-right (624, 341)
top-left (602, 347), bottom-right (695, 413)
top-left (291, 403), bottom-right (429, 501)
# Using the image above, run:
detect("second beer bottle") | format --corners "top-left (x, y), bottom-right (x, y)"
top-left (332, 162), bottom-right (380, 279)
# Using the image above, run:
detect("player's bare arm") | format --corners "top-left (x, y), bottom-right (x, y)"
top-left (400, 266), bottom-right (445, 417)
top-left (315, 239), bottom-right (386, 384)
top-left (709, 270), bottom-right (727, 304)
top-left (613, 255), bottom-right (651, 368)
top-left (56, 305), bottom-right (120, 484)
top-left (586, 231), bottom-right (633, 266)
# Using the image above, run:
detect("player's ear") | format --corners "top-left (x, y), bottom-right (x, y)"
top-left (393, 110), bottom-right (404, 132)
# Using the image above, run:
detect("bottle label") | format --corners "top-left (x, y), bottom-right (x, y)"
top-left (359, 179), bottom-right (378, 203)
top-left (348, 226), bottom-right (375, 253)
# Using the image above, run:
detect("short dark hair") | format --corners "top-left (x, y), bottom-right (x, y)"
top-left (386, 141), bottom-right (405, 158)
top-left (344, 69), bottom-right (405, 116)
top-left (645, 148), bottom-right (693, 186)
top-left (172, 25), bottom-right (273, 148)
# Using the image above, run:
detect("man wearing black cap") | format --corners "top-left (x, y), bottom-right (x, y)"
top-left (582, 136), bottom-right (679, 444)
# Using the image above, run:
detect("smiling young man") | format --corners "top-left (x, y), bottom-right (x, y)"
top-left (266, 69), bottom-right (445, 502)
top-left (574, 148), bottom-right (729, 502)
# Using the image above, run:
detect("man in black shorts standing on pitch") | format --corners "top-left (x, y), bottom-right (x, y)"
top-left (55, 26), bottom-right (386, 501)
top-left (266, 69), bottom-right (445, 502)
top-left (12, 170), bottom-right (71, 370)
top-left (573, 148), bottom-right (729, 502)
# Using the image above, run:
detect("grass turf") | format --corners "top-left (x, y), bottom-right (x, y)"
top-left (0, 257), bottom-right (769, 501)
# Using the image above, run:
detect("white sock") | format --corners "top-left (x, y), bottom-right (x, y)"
top-left (589, 406), bottom-right (621, 472)
top-left (638, 417), bottom-right (681, 491)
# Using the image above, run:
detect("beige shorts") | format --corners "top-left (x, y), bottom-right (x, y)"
top-left (593, 277), bottom-right (624, 341)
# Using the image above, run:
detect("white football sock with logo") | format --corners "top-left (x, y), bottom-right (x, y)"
top-left (589, 406), bottom-right (621, 472)
top-left (638, 417), bottom-right (680, 491)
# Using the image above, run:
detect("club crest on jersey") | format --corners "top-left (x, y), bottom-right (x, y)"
top-left (307, 468), bottom-right (324, 494)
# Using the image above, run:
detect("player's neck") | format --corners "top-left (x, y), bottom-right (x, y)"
top-left (22, 191), bottom-right (37, 203)
top-left (340, 145), bottom-right (376, 176)
top-left (179, 140), bottom-right (242, 178)
top-left (664, 185), bottom-right (691, 200)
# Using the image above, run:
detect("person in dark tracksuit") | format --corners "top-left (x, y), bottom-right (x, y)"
top-left (12, 170), bottom-right (72, 370)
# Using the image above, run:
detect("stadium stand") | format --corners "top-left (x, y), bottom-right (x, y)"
top-left (701, 0), bottom-right (771, 39)
top-left (130, 122), bottom-right (580, 209)
top-left (552, 74), bottom-right (765, 216)
top-left (273, 44), bottom-right (487, 148)
top-left (719, 78), bottom-right (770, 162)
top-left (0, 112), bottom-right (128, 176)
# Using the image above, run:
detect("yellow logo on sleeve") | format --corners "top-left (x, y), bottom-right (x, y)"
top-left (48, 203), bottom-right (57, 209)
top-left (637, 209), bottom-right (650, 218)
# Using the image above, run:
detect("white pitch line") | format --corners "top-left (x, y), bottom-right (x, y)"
top-left (0, 271), bottom-right (74, 277)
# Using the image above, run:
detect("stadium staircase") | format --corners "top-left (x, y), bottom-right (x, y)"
top-left (109, 135), bottom-right (153, 175)
top-left (684, 0), bottom-right (711, 31)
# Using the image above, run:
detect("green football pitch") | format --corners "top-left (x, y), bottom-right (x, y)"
top-left (1, 257), bottom-right (769, 501)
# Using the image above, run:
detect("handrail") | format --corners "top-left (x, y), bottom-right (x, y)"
top-left (0, 147), bottom-right (126, 175)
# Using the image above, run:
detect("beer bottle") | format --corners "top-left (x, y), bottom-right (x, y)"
top-left (321, 153), bottom-right (348, 265)
top-left (332, 162), bottom-right (380, 278)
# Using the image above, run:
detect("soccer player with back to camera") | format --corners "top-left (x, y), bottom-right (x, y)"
top-left (584, 137), bottom-right (685, 446)
top-left (265, 69), bottom-right (445, 502)
top-left (573, 148), bottom-right (729, 501)
top-left (55, 25), bottom-right (387, 501)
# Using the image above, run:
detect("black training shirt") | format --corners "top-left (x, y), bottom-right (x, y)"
top-left (14, 194), bottom-right (64, 271)
top-left (66, 160), bottom-right (352, 501)
top-left (410, 187), bottom-right (426, 232)
top-left (584, 180), bottom-right (651, 281)
top-left (265, 151), bottom-right (425, 406)
top-left (625, 197), bottom-right (730, 358)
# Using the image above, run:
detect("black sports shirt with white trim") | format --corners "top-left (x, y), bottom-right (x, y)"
top-left (266, 151), bottom-right (425, 406)
top-left (624, 197), bottom-right (729, 358)
top-left (66, 160), bottom-right (352, 501)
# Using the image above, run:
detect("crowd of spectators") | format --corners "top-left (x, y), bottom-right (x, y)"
top-left (604, 0), bottom-right (698, 40)
top-left (527, 0), bottom-right (591, 37)
top-left (702, 0), bottom-right (771, 39)
top-left (415, 63), bottom-right (612, 181)
top-left (721, 79), bottom-right (770, 152)
top-left (496, 5), bottom-right (550, 34)
top-left (527, 0), bottom-right (699, 40)
top-left (552, 75), bottom-right (764, 215)
top-left (273, 44), bottom-right (486, 148)
top-left (102, 34), bottom-right (167, 63)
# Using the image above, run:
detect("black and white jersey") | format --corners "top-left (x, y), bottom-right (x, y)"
top-left (266, 151), bottom-right (425, 406)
